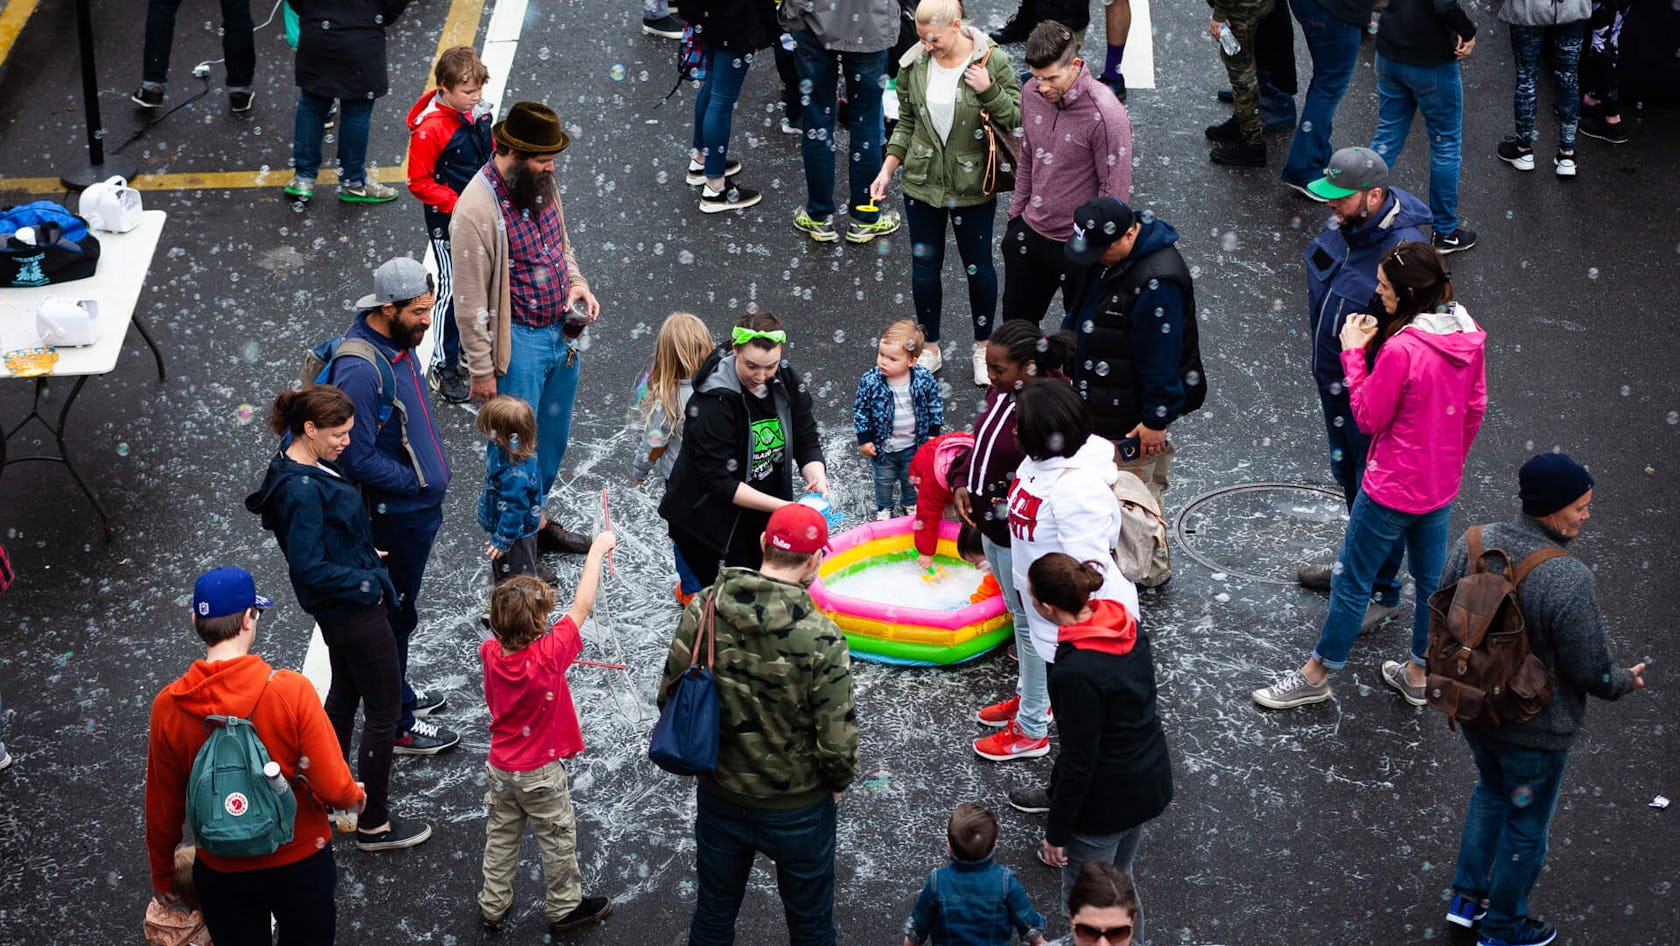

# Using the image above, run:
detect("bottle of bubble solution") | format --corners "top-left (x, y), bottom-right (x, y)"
top-left (1217, 22), bottom-right (1240, 56)
top-left (797, 492), bottom-right (844, 531)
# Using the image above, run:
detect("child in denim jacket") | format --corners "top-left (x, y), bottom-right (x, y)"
top-left (905, 803), bottom-right (1047, 946)
top-left (476, 396), bottom-right (544, 584)
top-left (855, 319), bottom-right (944, 519)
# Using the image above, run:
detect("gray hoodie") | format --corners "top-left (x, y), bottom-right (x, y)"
top-left (1497, 0), bottom-right (1590, 27)
top-left (779, 0), bottom-right (899, 53)
top-left (1444, 515), bottom-right (1638, 751)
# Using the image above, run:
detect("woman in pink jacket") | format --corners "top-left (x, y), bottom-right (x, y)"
top-left (1254, 241), bottom-right (1487, 710)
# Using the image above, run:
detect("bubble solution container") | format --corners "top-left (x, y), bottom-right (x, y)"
top-left (797, 493), bottom-right (844, 532)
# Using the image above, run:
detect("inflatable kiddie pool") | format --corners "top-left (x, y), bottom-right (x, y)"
top-left (809, 516), bottom-right (1012, 666)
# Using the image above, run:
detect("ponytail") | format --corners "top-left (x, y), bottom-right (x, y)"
top-left (268, 385), bottom-right (355, 437)
top-left (1027, 552), bottom-right (1105, 614)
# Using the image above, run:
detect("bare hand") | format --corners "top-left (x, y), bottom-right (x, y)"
top-left (904, 937), bottom-right (918, 946)
top-left (869, 169), bottom-right (892, 203)
top-left (355, 781), bottom-right (367, 812)
top-left (1340, 312), bottom-right (1378, 350)
top-left (152, 891), bottom-right (181, 907)
top-left (1125, 422), bottom-right (1168, 457)
top-left (859, 442), bottom-right (878, 458)
top-left (377, 549), bottom-right (389, 558)
top-left (633, 476), bottom-right (645, 486)
top-left (566, 284), bottom-right (601, 320)
top-left (485, 542), bottom-right (505, 560)
top-left (804, 467), bottom-right (830, 498)
top-left (593, 531), bottom-right (618, 553)
top-left (470, 376), bottom-right (497, 404)
top-left (1454, 35), bottom-right (1476, 58)
top-left (953, 486), bottom-right (975, 526)
top-left (1040, 839), bottom-right (1068, 867)
top-left (1208, 18), bottom-right (1224, 42)
top-left (917, 553), bottom-right (934, 570)
top-left (963, 63), bottom-right (992, 93)
top-left (1631, 662), bottom-right (1648, 689)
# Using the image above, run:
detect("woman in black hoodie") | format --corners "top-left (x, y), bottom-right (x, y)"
top-left (1027, 552), bottom-right (1172, 943)
top-left (245, 385), bottom-right (428, 852)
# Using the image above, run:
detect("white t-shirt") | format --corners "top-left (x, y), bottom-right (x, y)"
top-left (885, 378), bottom-right (916, 452)
top-left (926, 57), bottom-right (965, 145)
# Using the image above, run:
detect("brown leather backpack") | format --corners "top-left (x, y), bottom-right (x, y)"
top-left (1424, 525), bottom-right (1564, 730)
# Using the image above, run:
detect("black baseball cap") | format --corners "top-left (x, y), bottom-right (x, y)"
top-left (1065, 198), bottom-right (1139, 266)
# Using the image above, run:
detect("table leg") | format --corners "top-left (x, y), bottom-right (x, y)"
top-left (131, 313), bottom-right (168, 380)
top-left (49, 376), bottom-right (114, 540)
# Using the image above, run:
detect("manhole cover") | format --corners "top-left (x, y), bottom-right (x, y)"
top-left (1173, 483), bottom-right (1347, 584)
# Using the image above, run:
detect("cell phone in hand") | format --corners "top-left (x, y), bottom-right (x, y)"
top-left (1116, 437), bottom-right (1141, 462)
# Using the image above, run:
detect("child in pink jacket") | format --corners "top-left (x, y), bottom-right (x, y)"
top-left (1254, 241), bottom-right (1486, 712)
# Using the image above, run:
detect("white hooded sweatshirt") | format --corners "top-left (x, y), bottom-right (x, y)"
top-left (1007, 434), bottom-right (1139, 662)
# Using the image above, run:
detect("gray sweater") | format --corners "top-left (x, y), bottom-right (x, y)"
top-left (778, 0), bottom-right (899, 53)
top-left (1443, 516), bottom-right (1637, 751)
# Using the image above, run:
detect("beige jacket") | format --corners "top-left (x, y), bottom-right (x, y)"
top-left (449, 166), bottom-right (590, 380)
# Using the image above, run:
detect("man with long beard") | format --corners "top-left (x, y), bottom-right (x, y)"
top-left (452, 101), bottom-right (598, 555)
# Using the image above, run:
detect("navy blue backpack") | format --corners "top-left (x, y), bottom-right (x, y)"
top-left (649, 590), bottom-right (720, 775)
top-left (0, 201), bottom-right (101, 287)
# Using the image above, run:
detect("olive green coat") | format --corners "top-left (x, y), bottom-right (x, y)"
top-left (886, 26), bottom-right (1023, 209)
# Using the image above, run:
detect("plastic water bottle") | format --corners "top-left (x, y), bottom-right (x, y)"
top-left (331, 808), bottom-right (359, 833)
top-left (1217, 22), bottom-right (1241, 56)
top-left (262, 761), bottom-right (291, 796)
top-left (797, 493), bottom-right (844, 531)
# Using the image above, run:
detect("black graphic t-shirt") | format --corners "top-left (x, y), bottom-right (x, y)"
top-left (744, 388), bottom-right (785, 487)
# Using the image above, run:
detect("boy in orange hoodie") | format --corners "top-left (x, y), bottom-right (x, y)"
top-left (144, 567), bottom-right (365, 946)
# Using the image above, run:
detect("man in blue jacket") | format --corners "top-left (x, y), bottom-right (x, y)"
top-left (1297, 148), bottom-right (1429, 620)
top-left (334, 257), bottom-right (459, 756)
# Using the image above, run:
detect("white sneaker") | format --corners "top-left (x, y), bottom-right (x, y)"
top-left (971, 343), bottom-right (989, 386)
top-left (1554, 152), bottom-right (1578, 177)
top-left (917, 345), bottom-right (942, 373)
top-left (780, 115), bottom-right (801, 136)
top-left (874, 509), bottom-right (893, 521)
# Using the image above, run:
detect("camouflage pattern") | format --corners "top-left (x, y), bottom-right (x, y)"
top-left (659, 567), bottom-right (859, 808)
top-left (1214, 0), bottom-right (1280, 143)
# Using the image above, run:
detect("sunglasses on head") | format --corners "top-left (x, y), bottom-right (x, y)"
top-left (1073, 922), bottom-right (1134, 942)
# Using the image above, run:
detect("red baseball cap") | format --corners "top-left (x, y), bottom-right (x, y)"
top-left (765, 503), bottom-right (830, 554)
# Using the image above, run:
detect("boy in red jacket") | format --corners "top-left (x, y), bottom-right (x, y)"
top-left (145, 567), bottom-right (364, 945)
top-left (406, 46), bottom-right (494, 403)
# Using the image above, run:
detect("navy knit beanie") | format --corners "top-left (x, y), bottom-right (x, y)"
top-left (1519, 453), bottom-right (1594, 516)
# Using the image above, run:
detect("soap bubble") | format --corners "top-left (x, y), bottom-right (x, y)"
top-left (116, 442), bottom-right (130, 456)
top-left (235, 404), bottom-right (256, 424)
top-left (1587, 267), bottom-right (1600, 280)
top-left (610, 64), bottom-right (626, 81)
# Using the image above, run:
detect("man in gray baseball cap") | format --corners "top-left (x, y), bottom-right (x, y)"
top-left (1295, 147), bottom-right (1430, 618)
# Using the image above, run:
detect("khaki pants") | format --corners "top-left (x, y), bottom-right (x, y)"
top-left (479, 759), bottom-right (583, 924)
top-left (1117, 439), bottom-right (1176, 514)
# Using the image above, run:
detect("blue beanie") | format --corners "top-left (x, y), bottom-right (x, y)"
top-left (1519, 453), bottom-right (1593, 516)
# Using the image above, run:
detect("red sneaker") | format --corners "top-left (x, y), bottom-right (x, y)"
top-left (972, 720), bottom-right (1050, 761)
top-left (976, 694), bottom-right (1020, 728)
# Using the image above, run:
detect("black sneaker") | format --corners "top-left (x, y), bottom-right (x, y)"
top-left (131, 85), bottom-right (164, 108)
top-left (412, 688), bottom-right (447, 717)
top-left (356, 817), bottom-right (433, 852)
top-left (699, 182), bottom-right (762, 214)
top-left (1478, 919), bottom-right (1558, 946)
top-left (989, 2), bottom-right (1035, 45)
top-left (1007, 785), bottom-right (1051, 814)
top-left (229, 89), bottom-right (254, 113)
top-left (642, 14), bottom-right (686, 39)
top-left (538, 521), bottom-right (592, 554)
top-left (1431, 226), bottom-right (1478, 254)
top-left (1100, 73), bottom-right (1127, 103)
top-left (430, 365), bottom-right (470, 404)
top-left (393, 718), bottom-right (460, 755)
top-left (550, 896), bottom-right (613, 933)
top-left (482, 911), bottom-right (505, 932)
top-left (1205, 116), bottom-right (1242, 143)
top-left (1210, 139), bottom-right (1267, 167)
top-left (687, 157), bottom-right (743, 186)
top-left (1578, 114), bottom-right (1628, 144)
top-left (1497, 135), bottom-right (1535, 171)
top-left (1217, 87), bottom-right (1235, 103)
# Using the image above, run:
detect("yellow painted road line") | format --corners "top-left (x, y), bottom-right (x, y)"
top-left (0, 0), bottom-right (486, 196)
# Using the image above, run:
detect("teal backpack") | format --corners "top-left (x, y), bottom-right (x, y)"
top-left (185, 675), bottom-right (296, 857)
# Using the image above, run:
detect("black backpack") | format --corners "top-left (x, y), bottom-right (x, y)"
top-left (0, 202), bottom-right (101, 288)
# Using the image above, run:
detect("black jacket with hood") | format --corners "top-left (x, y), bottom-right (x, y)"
top-left (288, 0), bottom-right (410, 100)
top-left (659, 347), bottom-right (824, 556)
top-left (245, 452), bottom-right (395, 621)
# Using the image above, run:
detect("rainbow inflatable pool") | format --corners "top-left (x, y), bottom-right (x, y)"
top-left (809, 516), bottom-right (1013, 666)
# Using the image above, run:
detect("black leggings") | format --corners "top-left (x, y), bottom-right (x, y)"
top-left (195, 847), bottom-right (337, 946)
top-left (315, 602), bottom-right (400, 829)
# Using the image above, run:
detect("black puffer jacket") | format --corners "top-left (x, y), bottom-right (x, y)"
top-left (688, 0), bottom-right (780, 53)
top-left (289, 0), bottom-right (410, 99)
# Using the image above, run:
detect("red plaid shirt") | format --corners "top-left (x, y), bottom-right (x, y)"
top-left (484, 162), bottom-right (569, 328)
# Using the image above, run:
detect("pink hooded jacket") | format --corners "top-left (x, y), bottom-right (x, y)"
top-left (1341, 302), bottom-right (1487, 514)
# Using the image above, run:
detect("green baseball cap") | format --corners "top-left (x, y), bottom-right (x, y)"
top-left (1308, 146), bottom-right (1390, 200)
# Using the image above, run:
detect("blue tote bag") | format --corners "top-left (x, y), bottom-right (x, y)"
top-left (649, 591), bottom-right (719, 775)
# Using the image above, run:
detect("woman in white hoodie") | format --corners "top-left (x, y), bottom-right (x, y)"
top-left (975, 379), bottom-right (1136, 766)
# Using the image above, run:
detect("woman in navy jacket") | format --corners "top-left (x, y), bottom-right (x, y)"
top-left (245, 385), bottom-right (430, 851)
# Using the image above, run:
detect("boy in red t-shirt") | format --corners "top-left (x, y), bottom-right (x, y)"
top-left (477, 532), bottom-right (616, 935)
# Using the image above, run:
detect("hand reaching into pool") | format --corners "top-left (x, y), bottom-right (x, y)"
top-left (917, 553), bottom-right (934, 571)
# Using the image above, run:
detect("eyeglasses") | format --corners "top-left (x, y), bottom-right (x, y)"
top-left (1073, 923), bottom-right (1134, 943)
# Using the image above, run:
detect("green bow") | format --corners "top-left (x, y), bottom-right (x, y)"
top-left (732, 326), bottom-right (787, 347)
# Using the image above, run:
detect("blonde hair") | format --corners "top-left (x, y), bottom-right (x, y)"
top-left (642, 312), bottom-right (715, 435)
top-left (173, 845), bottom-right (201, 911)
top-left (880, 319), bottom-right (926, 358)
top-left (475, 395), bottom-right (538, 463)
top-left (915, 0), bottom-right (965, 26)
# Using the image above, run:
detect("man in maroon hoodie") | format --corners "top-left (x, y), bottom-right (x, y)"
top-left (145, 567), bottom-right (364, 946)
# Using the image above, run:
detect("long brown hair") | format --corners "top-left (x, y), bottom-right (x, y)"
top-left (1372, 241), bottom-right (1455, 352)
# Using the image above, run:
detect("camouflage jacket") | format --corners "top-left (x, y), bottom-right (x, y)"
top-left (659, 567), bottom-right (859, 808)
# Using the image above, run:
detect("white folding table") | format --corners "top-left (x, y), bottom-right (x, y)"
top-left (0, 209), bottom-right (168, 537)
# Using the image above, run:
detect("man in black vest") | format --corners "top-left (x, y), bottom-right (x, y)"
top-left (1063, 198), bottom-right (1204, 517)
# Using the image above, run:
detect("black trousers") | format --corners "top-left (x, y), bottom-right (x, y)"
top-left (1001, 216), bottom-right (1092, 329)
top-left (676, 509), bottom-right (770, 588)
top-left (316, 602), bottom-right (400, 829)
top-left (195, 847), bottom-right (337, 946)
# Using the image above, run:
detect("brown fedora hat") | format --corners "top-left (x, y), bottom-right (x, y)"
top-left (493, 101), bottom-right (570, 154)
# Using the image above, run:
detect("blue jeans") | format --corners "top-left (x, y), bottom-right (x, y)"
top-left (1318, 389), bottom-right (1403, 605)
top-left (1452, 730), bottom-right (1569, 941)
top-left (1370, 54), bottom-right (1464, 236)
top-left (1281, 0), bottom-right (1363, 186)
top-left (498, 321), bottom-right (582, 503)
top-left (674, 542), bottom-right (702, 596)
top-left (692, 47), bottom-right (754, 180)
top-left (1060, 826), bottom-right (1145, 945)
top-left (792, 32), bottom-right (888, 223)
top-left (292, 92), bottom-right (376, 186)
top-left (691, 789), bottom-right (838, 946)
top-left (368, 504), bottom-right (443, 735)
top-left (871, 446), bottom-right (916, 512)
top-left (1312, 492), bottom-right (1451, 669)
top-left (1510, 23), bottom-right (1585, 151)
top-left (904, 196), bottom-right (999, 344)
top-left (983, 537), bottom-right (1050, 739)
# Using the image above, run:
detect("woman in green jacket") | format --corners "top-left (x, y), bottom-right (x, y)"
top-left (870, 0), bottom-right (1021, 386)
